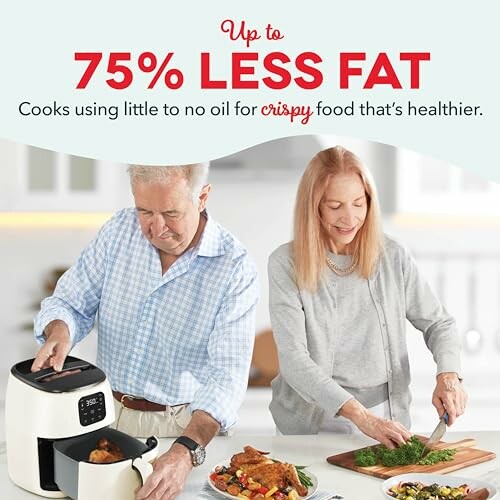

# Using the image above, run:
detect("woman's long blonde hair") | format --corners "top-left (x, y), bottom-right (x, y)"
top-left (293, 146), bottom-right (383, 291)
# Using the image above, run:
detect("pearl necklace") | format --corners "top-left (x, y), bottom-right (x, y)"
top-left (326, 255), bottom-right (357, 276)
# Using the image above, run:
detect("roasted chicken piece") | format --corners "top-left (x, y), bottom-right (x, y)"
top-left (230, 446), bottom-right (308, 497)
top-left (88, 437), bottom-right (124, 463)
top-left (88, 449), bottom-right (121, 463)
top-left (241, 462), bottom-right (308, 497)
top-left (230, 446), bottom-right (272, 468)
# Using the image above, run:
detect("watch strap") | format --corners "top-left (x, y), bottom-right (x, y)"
top-left (174, 436), bottom-right (205, 467)
top-left (174, 436), bottom-right (199, 451)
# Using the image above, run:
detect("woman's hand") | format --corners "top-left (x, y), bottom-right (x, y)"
top-left (339, 399), bottom-right (411, 449)
top-left (432, 372), bottom-right (468, 426)
top-left (355, 414), bottom-right (412, 449)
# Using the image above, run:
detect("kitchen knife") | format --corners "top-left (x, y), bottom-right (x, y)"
top-left (421, 411), bottom-right (449, 457)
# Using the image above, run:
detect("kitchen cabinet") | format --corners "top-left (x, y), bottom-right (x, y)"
top-left (0, 140), bottom-right (130, 212)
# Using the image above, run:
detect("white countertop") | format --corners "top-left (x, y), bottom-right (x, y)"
top-left (0, 432), bottom-right (498, 499)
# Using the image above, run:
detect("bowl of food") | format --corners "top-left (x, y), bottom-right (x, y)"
top-left (382, 473), bottom-right (497, 499)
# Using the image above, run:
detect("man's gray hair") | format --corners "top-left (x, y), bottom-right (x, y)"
top-left (127, 163), bottom-right (210, 202)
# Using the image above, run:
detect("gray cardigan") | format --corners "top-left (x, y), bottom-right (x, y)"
top-left (268, 236), bottom-right (462, 435)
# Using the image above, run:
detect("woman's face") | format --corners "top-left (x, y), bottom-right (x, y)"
top-left (319, 172), bottom-right (368, 254)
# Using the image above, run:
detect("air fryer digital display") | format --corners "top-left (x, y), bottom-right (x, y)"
top-left (78, 391), bottom-right (106, 426)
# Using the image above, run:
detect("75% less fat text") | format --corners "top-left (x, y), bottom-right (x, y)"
top-left (74, 52), bottom-right (184, 90)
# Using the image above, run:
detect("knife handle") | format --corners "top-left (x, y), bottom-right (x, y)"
top-left (431, 438), bottom-right (477, 450)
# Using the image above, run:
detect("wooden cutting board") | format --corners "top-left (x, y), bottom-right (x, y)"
top-left (326, 436), bottom-right (496, 480)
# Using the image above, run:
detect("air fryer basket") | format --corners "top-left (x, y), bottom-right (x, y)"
top-left (53, 428), bottom-right (157, 499)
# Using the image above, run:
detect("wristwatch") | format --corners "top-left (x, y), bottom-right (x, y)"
top-left (174, 436), bottom-right (206, 466)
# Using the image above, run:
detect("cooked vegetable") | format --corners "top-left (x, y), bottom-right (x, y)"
top-left (227, 483), bottom-right (242, 496)
top-left (354, 436), bottom-right (456, 467)
top-left (248, 481), bottom-right (263, 490)
top-left (387, 480), bottom-right (471, 499)
top-left (295, 467), bottom-right (314, 488)
top-left (265, 486), bottom-right (279, 497)
top-left (214, 477), bottom-right (228, 491)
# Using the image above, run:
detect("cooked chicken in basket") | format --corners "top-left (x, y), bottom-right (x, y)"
top-left (88, 437), bottom-right (124, 463)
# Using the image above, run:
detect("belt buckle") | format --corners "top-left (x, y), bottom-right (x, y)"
top-left (120, 393), bottom-right (139, 409)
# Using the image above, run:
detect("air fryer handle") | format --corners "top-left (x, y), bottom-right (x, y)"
top-left (145, 436), bottom-right (158, 452)
top-left (32, 361), bottom-right (91, 381)
top-left (132, 436), bottom-right (159, 486)
top-left (132, 457), bottom-right (154, 487)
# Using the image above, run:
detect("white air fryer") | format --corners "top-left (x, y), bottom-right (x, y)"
top-left (6, 356), bottom-right (158, 499)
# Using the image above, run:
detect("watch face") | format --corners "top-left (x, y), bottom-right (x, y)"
top-left (192, 445), bottom-right (206, 466)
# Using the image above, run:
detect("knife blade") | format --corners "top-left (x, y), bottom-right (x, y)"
top-left (421, 411), bottom-right (449, 457)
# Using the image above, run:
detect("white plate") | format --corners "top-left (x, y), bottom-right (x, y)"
top-left (208, 461), bottom-right (318, 499)
top-left (382, 472), bottom-right (498, 499)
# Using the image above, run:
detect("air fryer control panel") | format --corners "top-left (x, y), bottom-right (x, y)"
top-left (78, 391), bottom-right (106, 426)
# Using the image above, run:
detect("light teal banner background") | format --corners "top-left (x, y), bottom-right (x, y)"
top-left (0, 0), bottom-right (498, 181)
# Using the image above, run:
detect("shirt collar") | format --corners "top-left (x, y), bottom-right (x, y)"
top-left (195, 211), bottom-right (225, 258)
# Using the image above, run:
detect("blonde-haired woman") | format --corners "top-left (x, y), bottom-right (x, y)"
top-left (268, 146), bottom-right (467, 447)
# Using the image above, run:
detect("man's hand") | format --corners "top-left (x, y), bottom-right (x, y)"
top-left (136, 409), bottom-right (220, 499)
top-left (31, 320), bottom-right (71, 372)
top-left (339, 398), bottom-right (412, 449)
top-left (135, 444), bottom-right (192, 500)
top-left (432, 372), bottom-right (467, 426)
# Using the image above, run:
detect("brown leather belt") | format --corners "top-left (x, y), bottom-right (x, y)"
top-left (112, 390), bottom-right (168, 412)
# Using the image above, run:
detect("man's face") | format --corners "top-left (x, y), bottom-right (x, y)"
top-left (133, 176), bottom-right (205, 257)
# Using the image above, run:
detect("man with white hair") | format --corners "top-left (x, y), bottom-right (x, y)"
top-left (31, 163), bottom-right (259, 499)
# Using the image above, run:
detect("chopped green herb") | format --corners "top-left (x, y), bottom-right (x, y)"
top-left (354, 447), bottom-right (378, 466)
top-left (354, 436), bottom-right (456, 468)
top-left (417, 448), bottom-right (456, 465)
top-left (376, 436), bottom-right (426, 466)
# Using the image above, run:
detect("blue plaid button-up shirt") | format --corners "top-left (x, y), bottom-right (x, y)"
top-left (35, 208), bottom-right (259, 430)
